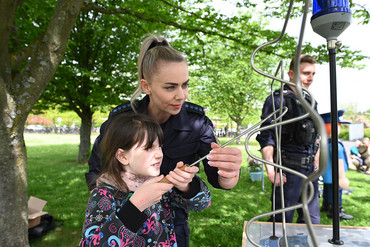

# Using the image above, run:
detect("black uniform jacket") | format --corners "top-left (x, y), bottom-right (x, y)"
top-left (256, 85), bottom-right (317, 156)
top-left (86, 95), bottom-right (221, 191)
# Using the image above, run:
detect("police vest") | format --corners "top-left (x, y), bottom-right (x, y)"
top-left (277, 89), bottom-right (317, 146)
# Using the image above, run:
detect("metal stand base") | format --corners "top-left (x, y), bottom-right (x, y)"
top-left (329, 238), bottom-right (344, 245)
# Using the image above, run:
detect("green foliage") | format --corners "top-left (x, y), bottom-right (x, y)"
top-left (339, 128), bottom-right (350, 140)
top-left (188, 23), bottom-right (278, 133)
top-left (339, 128), bottom-right (370, 140)
top-left (35, 4), bottom-right (149, 114)
top-left (30, 0), bottom-right (368, 119)
top-left (10, 0), bottom-right (56, 53)
top-left (364, 128), bottom-right (370, 138)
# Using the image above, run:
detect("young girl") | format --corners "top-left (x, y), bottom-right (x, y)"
top-left (79, 114), bottom-right (211, 247)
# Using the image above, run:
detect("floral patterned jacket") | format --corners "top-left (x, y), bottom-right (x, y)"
top-left (79, 175), bottom-right (211, 246)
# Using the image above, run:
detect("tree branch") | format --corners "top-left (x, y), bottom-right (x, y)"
top-left (10, 38), bottom-right (41, 70)
top-left (158, 0), bottom-right (219, 22)
top-left (82, 4), bottom-right (243, 44)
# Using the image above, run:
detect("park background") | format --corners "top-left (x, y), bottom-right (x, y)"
top-left (26, 133), bottom-right (370, 246)
top-left (1, 0), bottom-right (370, 246)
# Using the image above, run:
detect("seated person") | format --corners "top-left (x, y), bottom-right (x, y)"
top-left (358, 137), bottom-right (370, 174)
top-left (349, 140), bottom-right (364, 171)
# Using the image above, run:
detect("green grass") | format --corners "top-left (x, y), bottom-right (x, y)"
top-left (26, 134), bottom-right (91, 247)
top-left (26, 134), bottom-right (370, 247)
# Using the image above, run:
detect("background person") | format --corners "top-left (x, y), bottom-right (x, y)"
top-left (349, 139), bottom-right (364, 171)
top-left (85, 34), bottom-right (242, 246)
top-left (79, 114), bottom-right (211, 246)
top-left (358, 137), bottom-right (370, 174)
top-left (256, 54), bottom-right (320, 224)
top-left (319, 110), bottom-right (354, 220)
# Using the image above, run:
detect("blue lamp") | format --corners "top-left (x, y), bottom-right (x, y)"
top-left (311, 0), bottom-right (352, 41)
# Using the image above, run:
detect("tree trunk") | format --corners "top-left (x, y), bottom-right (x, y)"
top-left (236, 122), bottom-right (242, 145)
top-left (0, 130), bottom-right (28, 245)
top-left (78, 114), bottom-right (93, 163)
top-left (0, 0), bottom-right (84, 245)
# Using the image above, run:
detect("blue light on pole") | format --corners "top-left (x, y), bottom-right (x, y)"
top-left (311, 0), bottom-right (352, 41)
top-left (311, 1), bottom-right (353, 245)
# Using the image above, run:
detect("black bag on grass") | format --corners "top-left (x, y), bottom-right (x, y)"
top-left (28, 214), bottom-right (56, 240)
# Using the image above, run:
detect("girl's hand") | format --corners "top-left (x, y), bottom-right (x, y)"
top-left (129, 175), bottom-right (173, 212)
top-left (165, 162), bottom-right (199, 192)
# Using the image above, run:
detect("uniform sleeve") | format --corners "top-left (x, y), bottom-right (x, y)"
top-left (169, 175), bottom-right (211, 212)
top-left (256, 95), bottom-right (281, 149)
top-left (79, 187), bottom-right (148, 247)
top-left (197, 115), bottom-right (222, 189)
top-left (85, 136), bottom-right (103, 190)
top-left (86, 115), bottom-right (114, 190)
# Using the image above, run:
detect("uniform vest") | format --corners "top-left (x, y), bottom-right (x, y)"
top-left (277, 89), bottom-right (317, 146)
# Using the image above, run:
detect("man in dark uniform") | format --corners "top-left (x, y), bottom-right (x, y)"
top-left (256, 54), bottom-right (320, 224)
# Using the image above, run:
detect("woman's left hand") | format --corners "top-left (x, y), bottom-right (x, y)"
top-left (165, 161), bottom-right (199, 192)
top-left (207, 142), bottom-right (242, 189)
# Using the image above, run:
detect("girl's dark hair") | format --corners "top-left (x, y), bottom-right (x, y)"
top-left (99, 113), bottom-right (164, 192)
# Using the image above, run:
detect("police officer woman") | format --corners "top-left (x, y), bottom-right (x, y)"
top-left (86, 34), bottom-right (242, 247)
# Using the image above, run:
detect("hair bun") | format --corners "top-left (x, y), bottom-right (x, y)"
top-left (148, 41), bottom-right (165, 51)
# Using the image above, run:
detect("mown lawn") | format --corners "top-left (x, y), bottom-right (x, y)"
top-left (25, 134), bottom-right (370, 247)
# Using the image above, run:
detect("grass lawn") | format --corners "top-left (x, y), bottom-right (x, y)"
top-left (26, 134), bottom-right (370, 247)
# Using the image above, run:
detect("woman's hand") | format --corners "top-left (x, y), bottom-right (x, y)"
top-left (165, 162), bottom-right (199, 192)
top-left (129, 175), bottom-right (173, 212)
top-left (207, 142), bottom-right (242, 189)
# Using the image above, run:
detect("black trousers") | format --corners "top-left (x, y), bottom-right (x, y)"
top-left (174, 207), bottom-right (190, 247)
top-left (268, 164), bottom-right (320, 224)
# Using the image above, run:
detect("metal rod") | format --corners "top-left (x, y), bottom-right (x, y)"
top-left (246, 0), bottom-right (328, 245)
top-left (328, 40), bottom-right (344, 245)
top-left (187, 108), bottom-right (287, 168)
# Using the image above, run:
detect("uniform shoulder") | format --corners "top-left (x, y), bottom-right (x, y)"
top-left (273, 88), bottom-right (292, 96)
top-left (184, 102), bottom-right (205, 116)
top-left (111, 101), bottom-right (133, 115)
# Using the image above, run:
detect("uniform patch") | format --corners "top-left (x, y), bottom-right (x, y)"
top-left (112, 102), bottom-right (132, 114)
top-left (184, 102), bottom-right (204, 115)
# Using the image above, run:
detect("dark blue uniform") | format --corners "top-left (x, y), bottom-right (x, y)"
top-left (256, 85), bottom-right (320, 224)
top-left (86, 95), bottom-right (221, 247)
